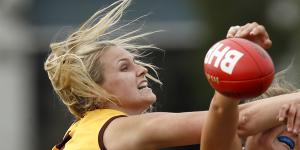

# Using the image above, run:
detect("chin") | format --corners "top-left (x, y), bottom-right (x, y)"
top-left (148, 93), bottom-right (157, 103)
top-left (139, 90), bottom-right (156, 102)
top-left (142, 94), bottom-right (157, 106)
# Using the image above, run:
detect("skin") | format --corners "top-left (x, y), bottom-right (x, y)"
top-left (244, 103), bottom-right (300, 150)
top-left (226, 22), bottom-right (272, 49)
top-left (201, 22), bottom-right (300, 150)
top-left (278, 103), bottom-right (300, 134)
top-left (94, 22), bottom-right (300, 150)
top-left (200, 92), bottom-right (241, 150)
top-left (230, 23), bottom-right (300, 150)
top-left (246, 125), bottom-right (299, 150)
top-left (201, 93), bottom-right (300, 150)
top-left (101, 46), bottom-right (156, 115)
top-left (99, 46), bottom-right (300, 150)
top-left (100, 46), bottom-right (207, 149)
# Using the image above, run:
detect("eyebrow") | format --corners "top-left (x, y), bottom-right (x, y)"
top-left (117, 56), bottom-right (135, 63)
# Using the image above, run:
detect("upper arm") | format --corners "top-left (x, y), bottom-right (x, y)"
top-left (103, 112), bottom-right (206, 150)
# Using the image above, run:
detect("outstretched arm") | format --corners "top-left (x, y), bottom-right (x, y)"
top-left (102, 92), bottom-right (300, 150)
top-left (200, 92), bottom-right (242, 150)
top-left (104, 111), bottom-right (207, 150)
top-left (238, 92), bottom-right (300, 137)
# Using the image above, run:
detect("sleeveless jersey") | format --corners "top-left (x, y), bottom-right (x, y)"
top-left (52, 109), bottom-right (126, 150)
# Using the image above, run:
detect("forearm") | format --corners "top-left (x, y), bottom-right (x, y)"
top-left (238, 92), bottom-right (300, 137)
top-left (201, 93), bottom-right (241, 150)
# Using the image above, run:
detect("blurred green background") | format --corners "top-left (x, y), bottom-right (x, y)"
top-left (1, 0), bottom-right (300, 149)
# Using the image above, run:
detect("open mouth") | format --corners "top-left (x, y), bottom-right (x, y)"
top-left (138, 81), bottom-right (148, 90)
top-left (138, 86), bottom-right (147, 90)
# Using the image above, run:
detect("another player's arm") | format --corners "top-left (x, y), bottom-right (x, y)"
top-left (200, 92), bottom-right (242, 150)
top-left (237, 92), bottom-right (300, 137)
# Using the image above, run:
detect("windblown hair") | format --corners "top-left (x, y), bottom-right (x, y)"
top-left (44, 0), bottom-right (161, 118)
top-left (247, 64), bottom-right (299, 102)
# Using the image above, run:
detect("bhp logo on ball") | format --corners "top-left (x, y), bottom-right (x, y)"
top-left (204, 42), bottom-right (244, 75)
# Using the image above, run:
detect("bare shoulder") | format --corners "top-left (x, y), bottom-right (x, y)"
top-left (103, 112), bottom-right (168, 150)
top-left (103, 111), bottom-right (206, 149)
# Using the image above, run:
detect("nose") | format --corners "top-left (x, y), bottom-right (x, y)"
top-left (136, 65), bottom-right (148, 77)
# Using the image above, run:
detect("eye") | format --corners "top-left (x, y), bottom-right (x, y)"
top-left (120, 64), bottom-right (128, 72)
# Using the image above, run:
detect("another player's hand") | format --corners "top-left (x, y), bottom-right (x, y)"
top-left (277, 103), bottom-right (300, 134)
top-left (226, 22), bottom-right (272, 49)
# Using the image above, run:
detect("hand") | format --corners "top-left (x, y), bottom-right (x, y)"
top-left (277, 103), bottom-right (300, 134)
top-left (226, 22), bottom-right (272, 49)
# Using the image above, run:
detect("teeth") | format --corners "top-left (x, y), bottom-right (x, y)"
top-left (138, 82), bottom-right (148, 89)
top-left (138, 86), bottom-right (147, 90)
top-left (140, 82), bottom-right (147, 87)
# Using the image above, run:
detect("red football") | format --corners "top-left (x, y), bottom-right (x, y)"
top-left (203, 38), bottom-right (275, 99)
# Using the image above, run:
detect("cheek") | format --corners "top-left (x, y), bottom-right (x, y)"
top-left (102, 73), bottom-right (137, 97)
top-left (245, 136), bottom-right (272, 150)
top-left (246, 136), bottom-right (291, 150)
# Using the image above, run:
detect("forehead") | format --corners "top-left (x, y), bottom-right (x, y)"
top-left (101, 46), bottom-right (134, 63)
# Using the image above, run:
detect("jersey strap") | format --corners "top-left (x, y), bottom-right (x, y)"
top-left (98, 115), bottom-right (127, 150)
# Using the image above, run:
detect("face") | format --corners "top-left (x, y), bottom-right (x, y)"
top-left (100, 46), bottom-right (156, 114)
top-left (245, 125), bottom-right (299, 150)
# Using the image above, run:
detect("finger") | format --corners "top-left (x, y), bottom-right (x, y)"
top-left (237, 22), bottom-right (259, 38)
top-left (235, 23), bottom-right (251, 37)
top-left (249, 25), bottom-right (272, 49)
top-left (278, 104), bottom-right (290, 122)
top-left (227, 25), bottom-right (241, 38)
top-left (263, 39), bottom-right (272, 49)
top-left (239, 112), bottom-right (248, 125)
top-left (249, 24), bottom-right (268, 37)
top-left (292, 107), bottom-right (300, 134)
top-left (287, 105), bottom-right (297, 132)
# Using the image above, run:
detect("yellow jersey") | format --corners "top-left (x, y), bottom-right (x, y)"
top-left (52, 109), bottom-right (126, 150)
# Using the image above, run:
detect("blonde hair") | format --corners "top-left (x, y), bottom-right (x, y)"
top-left (44, 0), bottom-right (161, 118)
top-left (246, 64), bottom-right (298, 102)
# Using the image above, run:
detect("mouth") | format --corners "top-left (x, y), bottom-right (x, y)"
top-left (138, 80), bottom-right (148, 90)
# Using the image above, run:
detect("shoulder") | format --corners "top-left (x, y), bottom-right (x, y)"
top-left (59, 109), bottom-right (127, 150)
top-left (102, 112), bottom-right (182, 150)
top-left (98, 110), bottom-right (127, 150)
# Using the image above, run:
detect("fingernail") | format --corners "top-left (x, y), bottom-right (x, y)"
top-left (288, 128), bottom-right (292, 132)
top-left (242, 116), bottom-right (247, 123)
top-left (294, 129), bottom-right (298, 134)
top-left (278, 117), bottom-right (283, 121)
